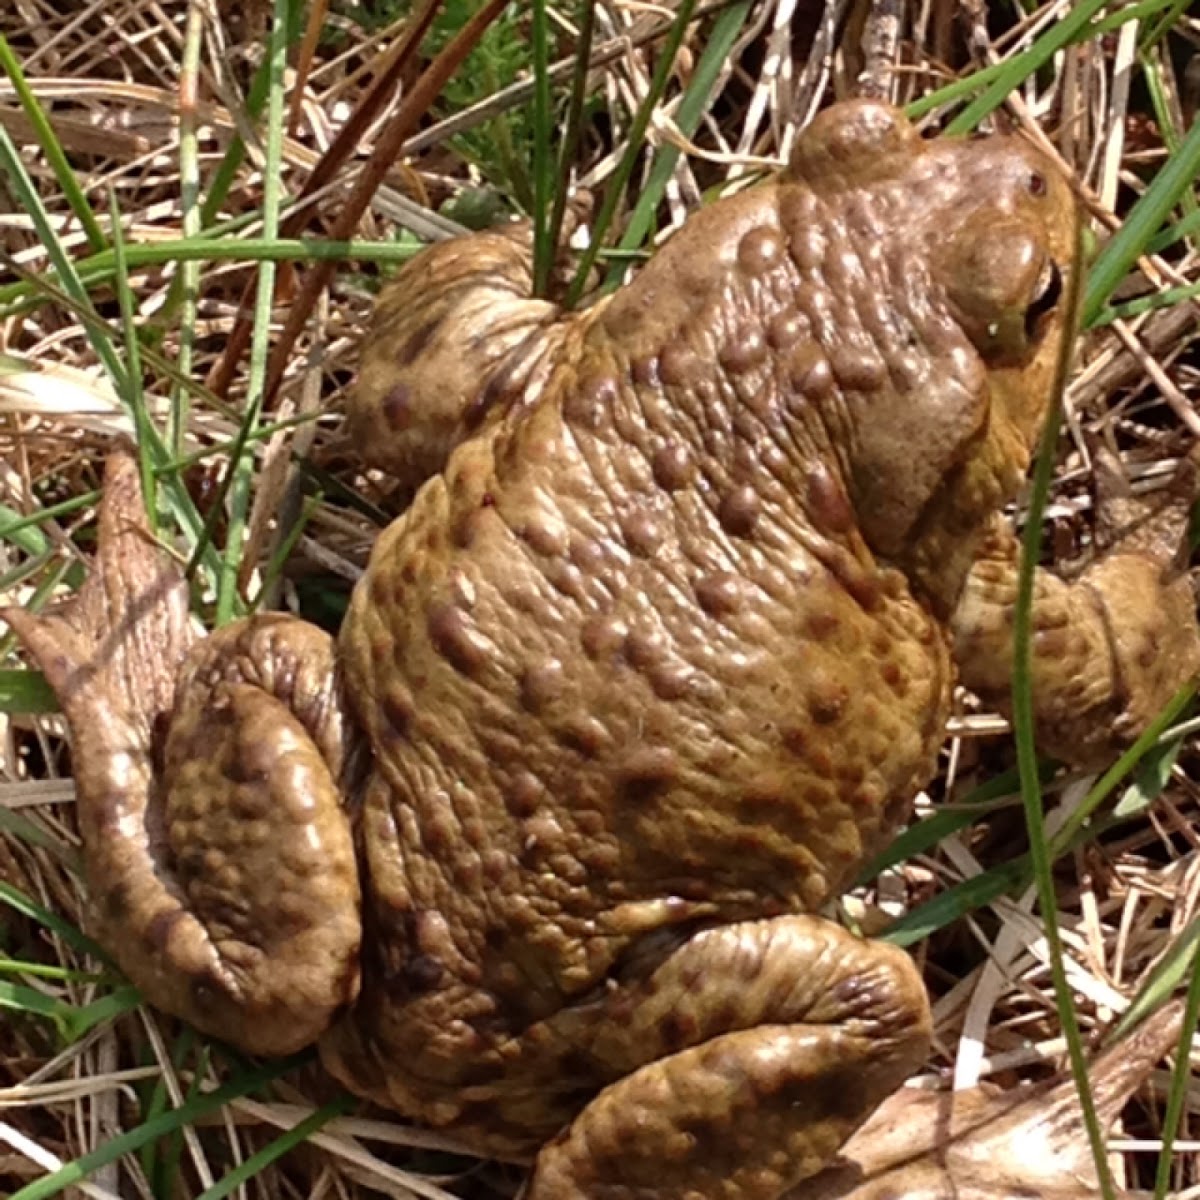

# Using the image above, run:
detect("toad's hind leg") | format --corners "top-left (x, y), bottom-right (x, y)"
top-left (527, 916), bottom-right (930, 1200)
top-left (3, 451), bottom-right (360, 1055)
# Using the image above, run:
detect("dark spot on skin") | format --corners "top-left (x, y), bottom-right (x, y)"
top-left (719, 486), bottom-right (761, 537)
top-left (843, 569), bottom-right (881, 612)
top-left (621, 510), bottom-right (663, 556)
top-left (563, 374), bottom-right (616, 430)
top-left (808, 681), bottom-right (848, 725)
top-left (767, 312), bottom-right (804, 350)
top-left (546, 560), bottom-right (587, 601)
top-left (104, 880), bottom-right (133, 920)
top-left (620, 744), bottom-right (679, 787)
top-left (781, 726), bottom-right (807, 756)
top-left (398, 318), bottom-right (438, 366)
top-left (876, 1188), bottom-right (913, 1200)
top-left (452, 506), bottom-right (485, 549)
top-left (518, 514), bottom-right (568, 557)
top-left (146, 907), bottom-right (185, 952)
top-left (695, 572), bottom-right (743, 617)
top-left (830, 972), bottom-right (874, 1012)
top-left (520, 660), bottom-right (565, 712)
top-left (808, 745), bottom-right (835, 777)
top-left (381, 688), bottom-right (414, 737)
top-left (403, 953), bottom-right (444, 992)
top-left (505, 771), bottom-right (543, 817)
top-left (463, 372), bottom-right (509, 432)
top-left (788, 344), bottom-right (834, 399)
top-left (226, 749), bottom-right (269, 786)
top-left (558, 715), bottom-right (609, 758)
top-left (625, 626), bottom-right (665, 669)
top-left (805, 610), bottom-right (841, 640)
top-left (660, 343), bottom-right (702, 386)
top-left (659, 1009), bottom-right (698, 1052)
top-left (789, 224), bottom-right (825, 271)
top-left (838, 761), bottom-right (866, 789)
top-left (570, 535), bottom-right (606, 575)
top-left (1136, 638), bottom-right (1158, 670)
top-left (849, 785), bottom-right (883, 813)
top-left (737, 226), bottom-right (784, 274)
top-left (381, 383), bottom-right (412, 431)
top-left (652, 441), bottom-right (695, 491)
top-left (427, 603), bottom-right (489, 676)
top-left (719, 326), bottom-right (768, 374)
top-left (632, 355), bottom-right (660, 387)
top-left (830, 348), bottom-right (885, 391)
top-left (880, 660), bottom-right (907, 695)
top-left (581, 615), bottom-right (627, 660)
top-left (650, 662), bottom-right (694, 701)
top-left (806, 463), bottom-right (854, 534)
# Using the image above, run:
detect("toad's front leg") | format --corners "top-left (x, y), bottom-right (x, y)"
top-left (2, 451), bottom-right (361, 1054)
top-left (951, 462), bottom-right (1200, 765)
top-left (527, 916), bottom-right (930, 1200)
top-left (348, 219), bottom-right (576, 492)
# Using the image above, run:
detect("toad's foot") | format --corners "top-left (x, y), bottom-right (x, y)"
top-left (3, 450), bottom-right (361, 1054)
top-left (952, 451), bottom-right (1200, 766)
top-left (523, 916), bottom-right (931, 1200)
top-left (801, 998), bottom-right (1189, 1200)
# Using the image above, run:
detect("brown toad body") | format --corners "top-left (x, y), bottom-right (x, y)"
top-left (8, 101), bottom-right (1200, 1199)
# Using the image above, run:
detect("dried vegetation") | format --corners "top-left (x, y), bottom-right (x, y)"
top-left (1, 1), bottom-right (1199, 1197)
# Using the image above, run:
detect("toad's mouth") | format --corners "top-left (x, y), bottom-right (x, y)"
top-left (1024, 258), bottom-right (1062, 343)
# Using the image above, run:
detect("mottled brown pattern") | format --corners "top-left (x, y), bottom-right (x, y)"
top-left (5, 101), bottom-right (1199, 1199)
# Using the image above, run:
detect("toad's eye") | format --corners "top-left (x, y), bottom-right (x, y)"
top-left (1027, 170), bottom-right (1048, 198)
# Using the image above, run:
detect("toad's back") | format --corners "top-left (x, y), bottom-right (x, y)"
top-left (337, 178), bottom-right (954, 1014)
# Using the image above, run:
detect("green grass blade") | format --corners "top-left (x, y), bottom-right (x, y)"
top-left (0, 491), bottom-right (101, 548)
top-left (0, 883), bottom-right (107, 960)
top-left (529, 0), bottom-right (554, 296)
top-left (943, 0), bottom-right (1111, 134)
top-left (0, 805), bottom-right (72, 859)
top-left (565, 0), bottom-right (699, 309)
top-left (545, 0), bottom-right (597, 287)
top-left (65, 986), bottom-right (142, 1040)
top-left (9, 1056), bottom-right (307, 1200)
top-left (106, 190), bottom-right (158, 527)
top-left (211, 0), bottom-right (291, 624)
top-left (1009, 225), bottom-right (1114, 1199)
top-left (0, 236), bottom-right (421, 315)
top-left (1092, 279), bottom-right (1200, 326)
top-left (0, 669), bottom-right (58, 714)
top-left (195, 1097), bottom-right (354, 1200)
top-left (1153, 932), bottom-right (1200, 1199)
top-left (171, 0), bottom-right (206, 455)
top-left (0, 34), bottom-right (106, 253)
top-left (0, 125), bottom-right (128, 395)
top-left (1083, 114), bottom-right (1200, 325)
top-left (603, 1), bottom-right (752, 290)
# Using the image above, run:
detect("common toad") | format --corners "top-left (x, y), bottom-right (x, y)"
top-left (7, 100), bottom-right (1200, 1199)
